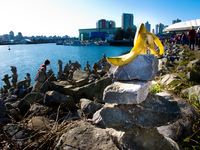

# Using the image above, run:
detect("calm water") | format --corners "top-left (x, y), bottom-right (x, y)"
top-left (0, 43), bottom-right (131, 86)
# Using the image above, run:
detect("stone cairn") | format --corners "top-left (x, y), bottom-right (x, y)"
top-left (92, 54), bottom-right (181, 149)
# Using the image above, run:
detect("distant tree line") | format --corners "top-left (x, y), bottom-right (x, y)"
top-left (114, 27), bottom-right (136, 40)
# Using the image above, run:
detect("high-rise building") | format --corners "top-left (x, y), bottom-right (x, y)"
top-left (9, 31), bottom-right (14, 40)
top-left (122, 13), bottom-right (134, 31)
top-left (96, 19), bottom-right (116, 29)
top-left (172, 18), bottom-right (181, 24)
top-left (155, 23), bottom-right (164, 34)
top-left (108, 20), bottom-right (116, 28)
top-left (145, 21), bottom-right (151, 32)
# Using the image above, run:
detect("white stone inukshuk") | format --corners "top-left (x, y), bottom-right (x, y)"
top-left (92, 54), bottom-right (181, 132)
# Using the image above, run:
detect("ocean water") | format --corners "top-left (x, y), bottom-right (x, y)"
top-left (0, 43), bottom-right (131, 87)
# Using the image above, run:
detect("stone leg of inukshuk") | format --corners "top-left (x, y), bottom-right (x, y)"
top-left (92, 54), bottom-right (181, 150)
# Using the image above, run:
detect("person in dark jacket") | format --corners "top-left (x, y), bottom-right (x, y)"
top-left (188, 26), bottom-right (196, 50)
top-left (181, 32), bottom-right (186, 46)
top-left (197, 27), bottom-right (200, 50)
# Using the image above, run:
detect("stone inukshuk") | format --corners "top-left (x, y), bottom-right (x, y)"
top-left (93, 54), bottom-right (181, 132)
top-left (11, 66), bottom-right (18, 88)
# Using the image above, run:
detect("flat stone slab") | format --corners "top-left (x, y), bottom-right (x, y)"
top-left (109, 54), bottom-right (158, 81)
top-left (93, 94), bottom-right (181, 131)
top-left (103, 80), bottom-right (152, 104)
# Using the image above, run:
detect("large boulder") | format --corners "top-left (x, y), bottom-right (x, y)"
top-left (51, 81), bottom-right (71, 94)
top-left (106, 128), bottom-right (180, 150)
top-left (32, 81), bottom-right (51, 93)
top-left (93, 94), bottom-right (181, 131)
top-left (157, 91), bottom-right (200, 141)
top-left (103, 80), bottom-right (152, 104)
top-left (17, 92), bottom-right (44, 115)
top-left (73, 70), bottom-right (90, 87)
top-left (109, 54), bottom-right (158, 81)
top-left (80, 98), bottom-right (104, 118)
top-left (64, 76), bottom-right (112, 103)
top-left (44, 91), bottom-right (75, 110)
top-left (55, 121), bottom-right (118, 150)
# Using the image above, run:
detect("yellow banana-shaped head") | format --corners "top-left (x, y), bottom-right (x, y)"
top-left (106, 23), bottom-right (164, 67)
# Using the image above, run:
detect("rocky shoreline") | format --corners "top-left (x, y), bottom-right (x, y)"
top-left (0, 44), bottom-right (200, 149)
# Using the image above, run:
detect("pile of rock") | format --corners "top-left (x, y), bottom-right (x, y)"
top-left (92, 54), bottom-right (182, 149)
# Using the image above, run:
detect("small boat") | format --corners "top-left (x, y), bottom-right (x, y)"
top-left (98, 41), bottom-right (110, 46)
top-left (63, 42), bottom-right (71, 46)
top-left (56, 42), bottom-right (63, 45)
top-left (71, 41), bottom-right (84, 46)
top-left (86, 42), bottom-right (98, 46)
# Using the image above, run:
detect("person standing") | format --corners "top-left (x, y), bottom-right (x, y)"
top-left (197, 27), bottom-right (200, 50)
top-left (181, 32), bottom-right (186, 46)
top-left (188, 26), bottom-right (196, 50)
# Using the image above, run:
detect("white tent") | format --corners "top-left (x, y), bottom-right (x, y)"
top-left (163, 19), bottom-right (200, 33)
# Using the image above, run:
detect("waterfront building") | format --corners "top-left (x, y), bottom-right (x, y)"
top-left (172, 18), bottom-right (181, 24)
top-left (96, 19), bottom-right (116, 29)
top-left (2, 34), bottom-right (9, 41)
top-left (9, 31), bottom-right (14, 40)
top-left (155, 23), bottom-right (164, 34)
top-left (122, 13), bottom-right (134, 31)
top-left (79, 27), bottom-right (121, 41)
top-left (16, 32), bottom-right (23, 41)
top-left (145, 21), bottom-right (151, 32)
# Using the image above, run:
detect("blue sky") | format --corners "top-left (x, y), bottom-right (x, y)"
top-left (0, 0), bottom-right (199, 37)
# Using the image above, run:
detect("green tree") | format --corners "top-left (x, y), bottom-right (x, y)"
top-left (125, 27), bottom-right (134, 39)
top-left (115, 29), bottom-right (125, 40)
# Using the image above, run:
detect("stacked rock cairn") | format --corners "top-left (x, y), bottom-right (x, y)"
top-left (92, 54), bottom-right (181, 149)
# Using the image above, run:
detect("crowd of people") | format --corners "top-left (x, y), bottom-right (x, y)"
top-left (161, 26), bottom-right (200, 50)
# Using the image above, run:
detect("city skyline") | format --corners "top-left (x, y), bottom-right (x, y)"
top-left (1, 0), bottom-right (199, 37)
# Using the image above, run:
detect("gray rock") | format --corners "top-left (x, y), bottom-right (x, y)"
top-left (27, 116), bottom-right (51, 131)
top-left (12, 130), bottom-right (29, 147)
top-left (158, 95), bottom-right (200, 141)
top-left (93, 94), bottom-right (181, 131)
top-left (55, 121), bottom-right (118, 150)
top-left (4, 124), bottom-right (21, 136)
top-left (51, 81), bottom-right (71, 94)
top-left (0, 99), bottom-right (6, 118)
top-left (44, 91), bottom-right (75, 110)
top-left (187, 59), bottom-right (200, 68)
top-left (103, 80), bottom-right (152, 104)
top-left (73, 70), bottom-right (90, 81)
top-left (0, 118), bottom-right (12, 125)
top-left (5, 95), bottom-right (17, 103)
top-left (80, 98), bottom-right (104, 118)
top-left (161, 74), bottom-right (180, 85)
top-left (17, 92), bottom-right (44, 115)
top-left (109, 54), bottom-right (158, 81)
top-left (32, 81), bottom-right (50, 93)
top-left (28, 103), bottom-right (49, 116)
top-left (177, 66), bottom-right (187, 71)
top-left (182, 85), bottom-right (200, 103)
top-left (187, 71), bottom-right (200, 83)
top-left (64, 76), bottom-right (112, 103)
top-left (106, 128), bottom-right (180, 150)
top-left (75, 78), bottom-right (89, 87)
